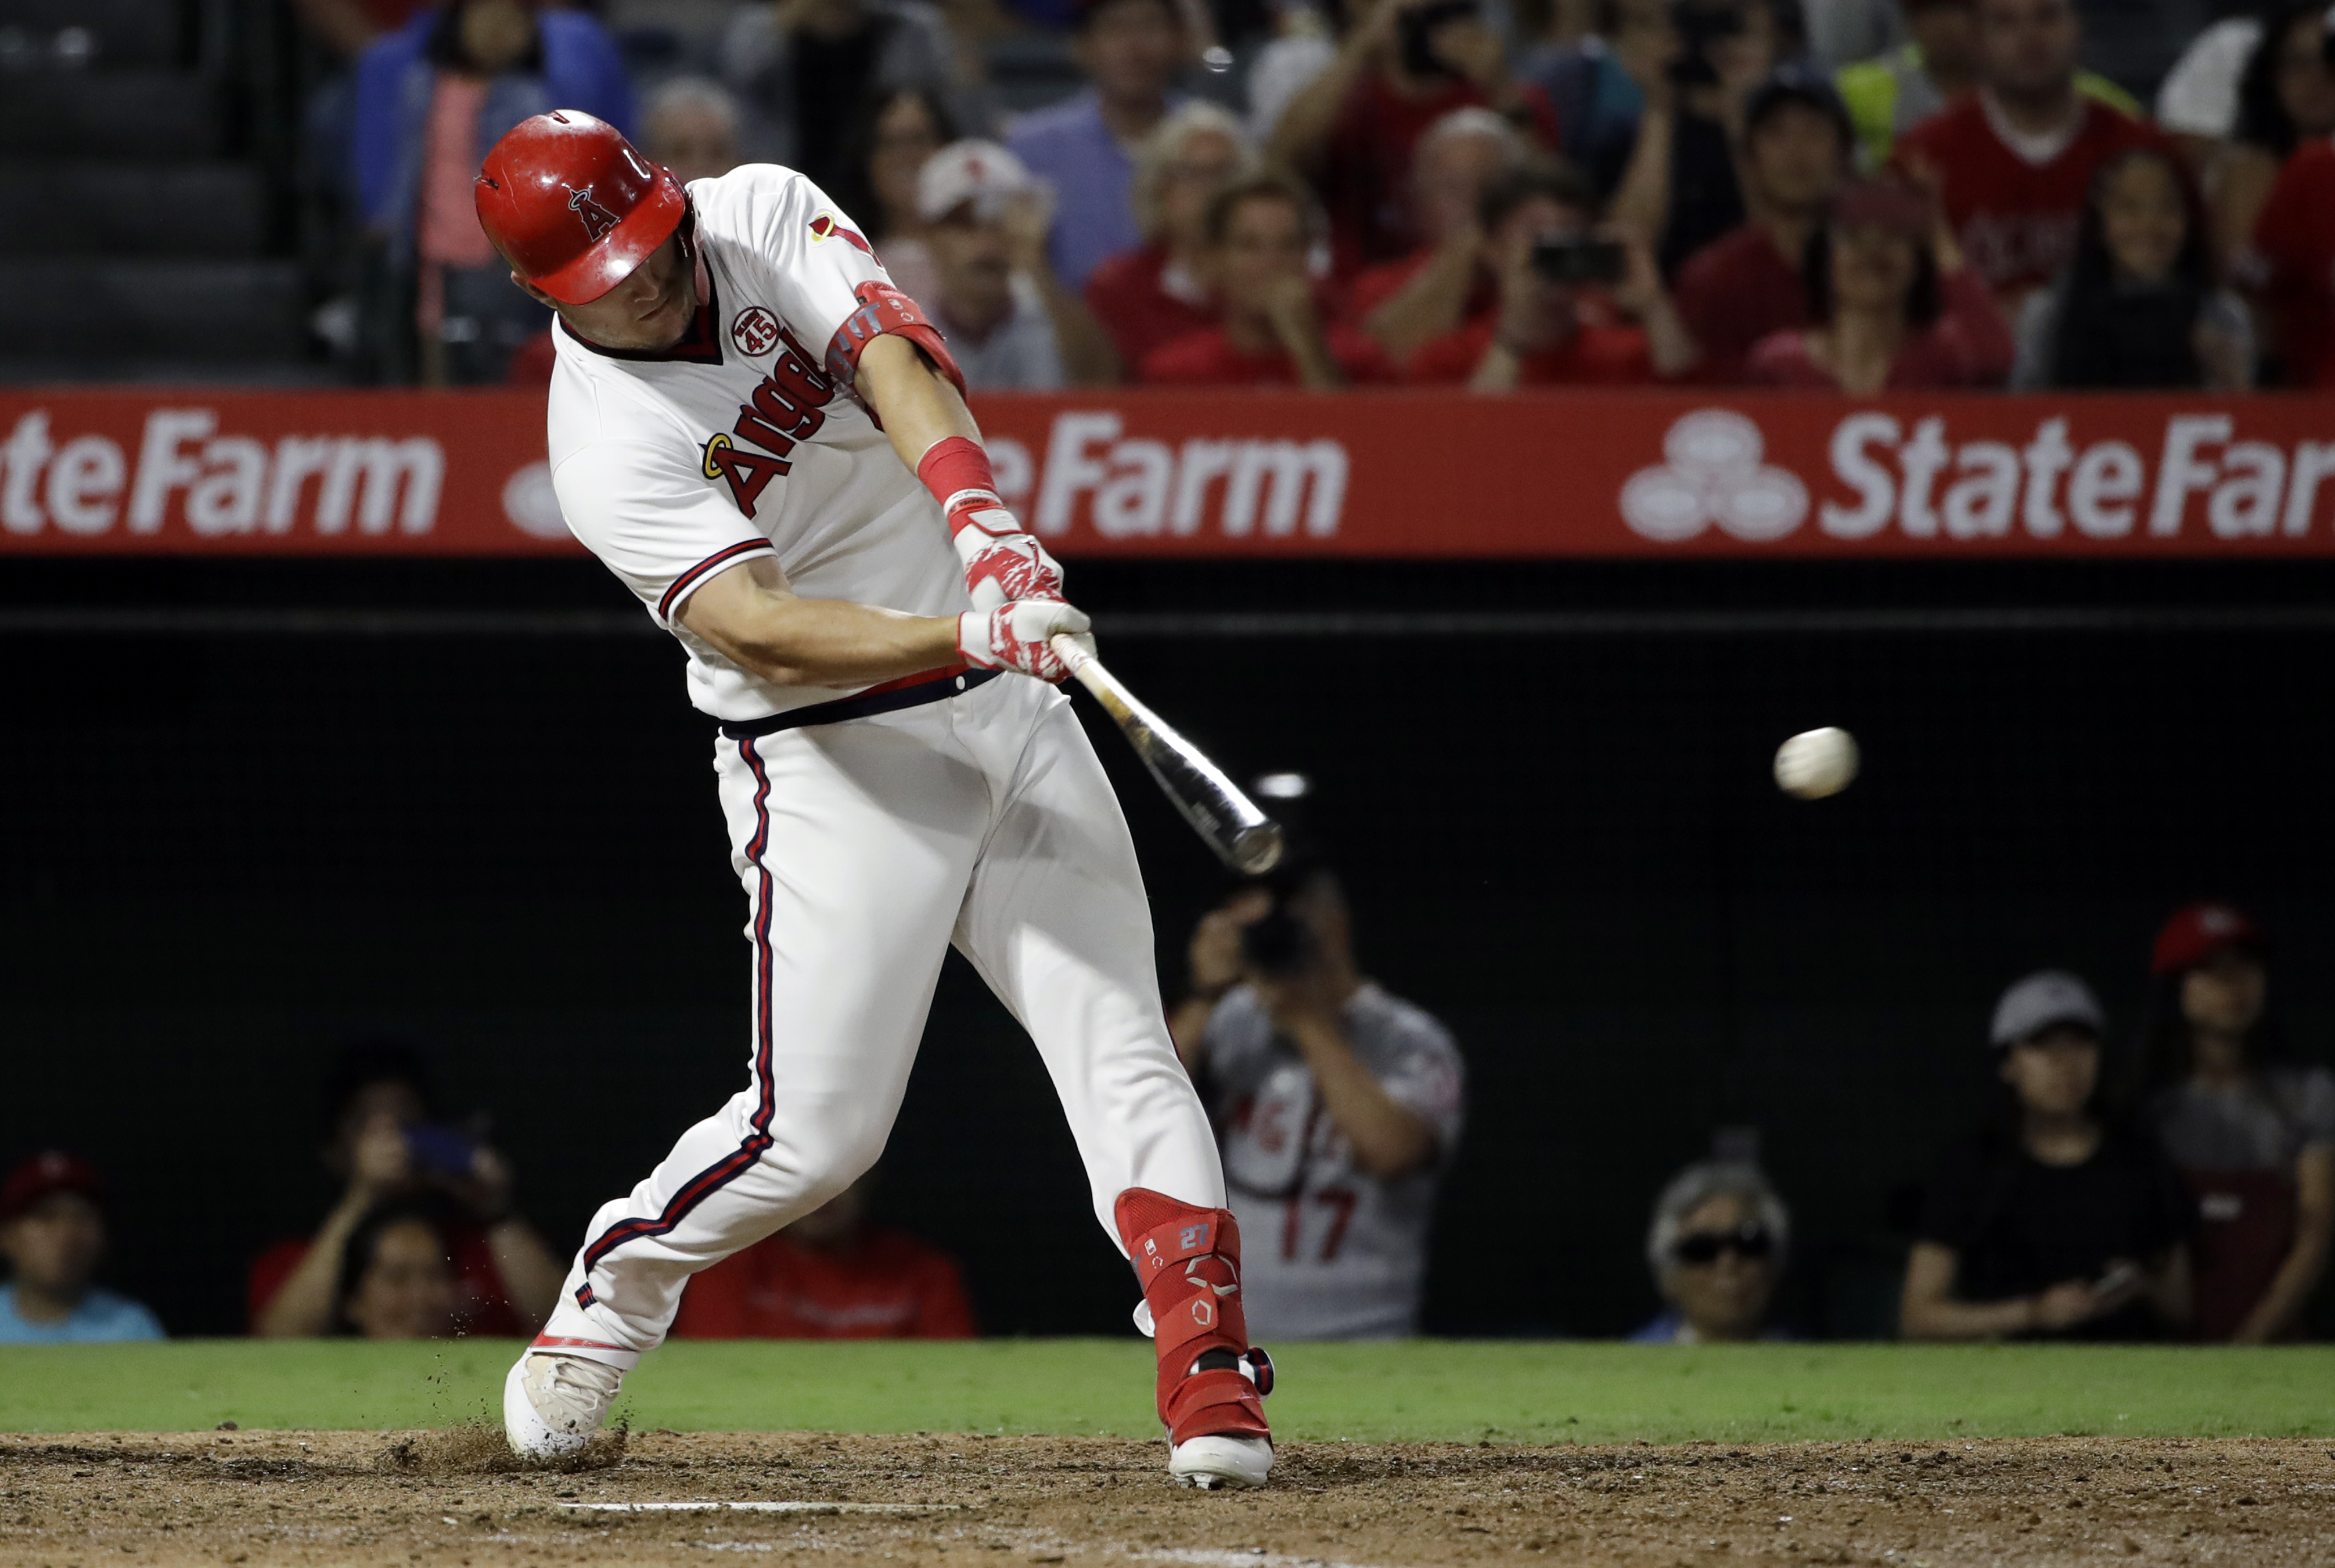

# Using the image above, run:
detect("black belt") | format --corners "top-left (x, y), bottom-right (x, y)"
top-left (718, 666), bottom-right (999, 740)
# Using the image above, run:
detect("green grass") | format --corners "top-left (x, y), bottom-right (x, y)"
top-left (2, 1340), bottom-right (2331, 1444)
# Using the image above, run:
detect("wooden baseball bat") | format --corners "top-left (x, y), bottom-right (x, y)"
top-left (1050, 634), bottom-right (1284, 875)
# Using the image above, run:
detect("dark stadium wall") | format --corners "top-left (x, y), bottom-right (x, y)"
top-left (3, 556), bottom-right (2332, 1342)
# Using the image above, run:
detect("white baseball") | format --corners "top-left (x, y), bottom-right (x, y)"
top-left (1773, 727), bottom-right (1859, 800)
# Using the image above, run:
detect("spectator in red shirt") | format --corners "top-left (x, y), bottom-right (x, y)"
top-left (249, 1041), bottom-right (563, 1339)
top-left (1893, 0), bottom-right (2172, 303)
top-left (1409, 159), bottom-right (1699, 388)
top-left (1142, 171), bottom-right (1397, 387)
top-left (671, 1172), bottom-right (974, 1339)
top-left (1085, 102), bottom-right (1253, 377)
top-left (1264, 0), bottom-right (1551, 277)
top-left (1747, 177), bottom-right (2014, 388)
top-left (2249, 131), bottom-right (2335, 387)
top-left (1350, 106), bottom-right (1525, 364)
top-left (1675, 66), bottom-right (1854, 382)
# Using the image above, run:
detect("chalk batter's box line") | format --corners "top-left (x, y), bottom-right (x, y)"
top-left (559, 1501), bottom-right (972, 1513)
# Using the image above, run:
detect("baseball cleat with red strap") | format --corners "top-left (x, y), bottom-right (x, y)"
top-left (1115, 1188), bottom-right (1275, 1489)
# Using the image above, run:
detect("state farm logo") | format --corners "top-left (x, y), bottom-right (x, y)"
top-left (1620, 409), bottom-right (1809, 544)
top-left (729, 306), bottom-right (780, 358)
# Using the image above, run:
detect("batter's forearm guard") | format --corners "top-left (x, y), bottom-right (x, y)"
top-left (823, 280), bottom-right (968, 401)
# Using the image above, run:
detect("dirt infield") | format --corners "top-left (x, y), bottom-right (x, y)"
top-left (3, 1430), bottom-right (2330, 1567)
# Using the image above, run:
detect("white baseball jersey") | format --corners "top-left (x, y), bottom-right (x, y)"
top-left (1203, 983), bottom-right (1465, 1340)
top-left (547, 163), bottom-right (966, 722)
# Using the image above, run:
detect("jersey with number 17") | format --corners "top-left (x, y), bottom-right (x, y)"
top-left (545, 164), bottom-right (967, 724)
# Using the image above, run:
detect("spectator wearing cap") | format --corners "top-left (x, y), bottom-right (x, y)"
top-left (1900, 972), bottom-right (2193, 1342)
top-left (251, 1041), bottom-right (563, 1339)
top-left (1345, 107), bottom-right (1524, 366)
top-left (672, 1168), bottom-right (974, 1339)
top-left (1746, 177), bottom-right (2013, 388)
top-left (1834, 0), bottom-right (2135, 171)
top-left (0, 1154), bottom-right (164, 1344)
top-left (721, 0), bottom-right (977, 199)
top-left (1141, 172), bottom-right (1396, 387)
top-left (1408, 159), bottom-right (1697, 388)
top-left (1888, 0), bottom-right (2173, 305)
top-left (918, 141), bottom-right (1117, 387)
top-left (1085, 102), bottom-right (1252, 375)
top-left (1631, 1161), bottom-right (1792, 1343)
top-left (2140, 903), bottom-right (2335, 1343)
top-left (1006, 0), bottom-right (1193, 296)
top-left (1674, 66), bottom-right (1852, 381)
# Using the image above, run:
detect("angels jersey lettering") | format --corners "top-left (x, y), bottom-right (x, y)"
top-left (545, 164), bottom-right (966, 722)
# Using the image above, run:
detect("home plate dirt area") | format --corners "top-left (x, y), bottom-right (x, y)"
top-left (3, 1432), bottom-right (2330, 1568)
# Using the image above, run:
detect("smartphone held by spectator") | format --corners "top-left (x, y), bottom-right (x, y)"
top-left (249, 1041), bottom-right (563, 1340)
top-left (1900, 972), bottom-right (2193, 1342)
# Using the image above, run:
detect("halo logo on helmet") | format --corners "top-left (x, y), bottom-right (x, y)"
top-left (568, 186), bottom-right (620, 241)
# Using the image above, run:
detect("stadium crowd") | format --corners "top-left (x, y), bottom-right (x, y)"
top-left (275, 0), bottom-right (2335, 391)
top-left (6, 895), bottom-right (2328, 1346)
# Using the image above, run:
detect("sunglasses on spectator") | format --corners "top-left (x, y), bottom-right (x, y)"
top-left (1672, 1223), bottom-right (1773, 1265)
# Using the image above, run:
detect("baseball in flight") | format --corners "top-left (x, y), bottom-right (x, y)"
top-left (1773, 727), bottom-right (1861, 800)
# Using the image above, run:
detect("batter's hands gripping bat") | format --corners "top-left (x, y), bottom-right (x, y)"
top-left (1050, 634), bottom-right (1284, 875)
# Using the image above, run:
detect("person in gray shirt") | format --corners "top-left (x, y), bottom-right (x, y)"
top-left (2142, 902), bottom-right (2335, 1343)
top-left (1169, 855), bottom-right (1464, 1342)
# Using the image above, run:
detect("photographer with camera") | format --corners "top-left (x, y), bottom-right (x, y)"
top-left (250, 1041), bottom-right (563, 1339)
top-left (1262, 0), bottom-right (1553, 278)
top-left (1169, 852), bottom-right (1464, 1341)
top-left (1610, 0), bottom-right (1805, 278)
top-left (1407, 159), bottom-right (1699, 387)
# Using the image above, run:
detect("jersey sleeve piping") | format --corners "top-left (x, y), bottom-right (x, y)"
top-left (659, 537), bottom-right (779, 625)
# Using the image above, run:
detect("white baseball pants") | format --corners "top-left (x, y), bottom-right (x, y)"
top-left (540, 670), bottom-right (1224, 1354)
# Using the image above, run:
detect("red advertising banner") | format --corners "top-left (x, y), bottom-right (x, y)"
top-left (3, 387), bottom-right (2333, 558)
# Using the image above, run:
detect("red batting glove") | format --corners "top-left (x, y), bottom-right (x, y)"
top-left (957, 600), bottom-right (1093, 683)
top-left (920, 436), bottom-right (1065, 610)
top-left (953, 509), bottom-right (1066, 611)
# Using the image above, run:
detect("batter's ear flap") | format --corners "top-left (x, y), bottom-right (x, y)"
top-left (823, 281), bottom-right (969, 409)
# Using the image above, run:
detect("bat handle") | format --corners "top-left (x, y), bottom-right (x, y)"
top-left (1050, 632), bottom-right (1106, 696)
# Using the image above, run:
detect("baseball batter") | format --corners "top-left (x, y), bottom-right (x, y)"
top-left (470, 112), bottom-right (1273, 1488)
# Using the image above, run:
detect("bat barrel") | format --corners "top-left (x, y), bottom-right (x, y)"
top-left (1226, 819), bottom-right (1285, 876)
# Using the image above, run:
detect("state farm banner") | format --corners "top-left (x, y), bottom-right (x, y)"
top-left (4, 386), bottom-right (2334, 558)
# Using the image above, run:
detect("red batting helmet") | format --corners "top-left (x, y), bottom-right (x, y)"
top-left (475, 111), bottom-right (686, 305)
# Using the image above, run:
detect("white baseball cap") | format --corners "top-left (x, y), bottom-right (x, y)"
top-left (1989, 970), bottom-right (2107, 1049)
top-left (917, 139), bottom-right (1038, 224)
